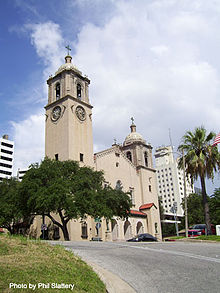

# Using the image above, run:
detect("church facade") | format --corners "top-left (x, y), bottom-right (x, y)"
top-left (39, 53), bottom-right (162, 241)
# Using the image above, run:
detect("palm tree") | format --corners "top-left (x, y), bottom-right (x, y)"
top-left (178, 126), bottom-right (220, 235)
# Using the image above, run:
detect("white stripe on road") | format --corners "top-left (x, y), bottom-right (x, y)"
top-left (115, 243), bottom-right (220, 264)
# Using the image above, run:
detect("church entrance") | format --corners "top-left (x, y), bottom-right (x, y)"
top-left (111, 219), bottom-right (118, 241)
top-left (136, 221), bottom-right (144, 235)
top-left (124, 220), bottom-right (132, 240)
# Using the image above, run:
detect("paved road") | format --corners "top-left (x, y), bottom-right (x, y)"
top-left (51, 241), bottom-right (220, 293)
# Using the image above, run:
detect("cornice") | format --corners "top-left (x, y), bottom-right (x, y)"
top-left (136, 165), bottom-right (156, 172)
top-left (45, 95), bottom-right (93, 110)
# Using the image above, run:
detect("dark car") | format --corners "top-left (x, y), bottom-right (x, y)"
top-left (192, 224), bottom-right (216, 235)
top-left (127, 233), bottom-right (157, 242)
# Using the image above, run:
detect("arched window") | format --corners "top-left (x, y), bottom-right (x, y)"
top-left (126, 151), bottom-right (132, 162)
top-left (77, 83), bottom-right (82, 99)
top-left (144, 152), bottom-right (148, 167)
top-left (115, 180), bottom-right (122, 190)
top-left (55, 83), bottom-right (60, 100)
top-left (53, 226), bottom-right (60, 240)
top-left (81, 222), bottom-right (88, 239)
top-left (129, 187), bottom-right (135, 205)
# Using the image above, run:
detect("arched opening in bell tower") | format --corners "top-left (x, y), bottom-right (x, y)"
top-left (55, 83), bottom-right (60, 100)
top-left (77, 83), bottom-right (82, 99)
top-left (144, 152), bottom-right (148, 167)
top-left (126, 151), bottom-right (132, 162)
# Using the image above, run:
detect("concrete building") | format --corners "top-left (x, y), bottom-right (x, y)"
top-left (0, 135), bottom-right (14, 181)
top-left (31, 53), bottom-right (162, 241)
top-left (155, 146), bottom-right (194, 220)
top-left (17, 168), bottom-right (28, 181)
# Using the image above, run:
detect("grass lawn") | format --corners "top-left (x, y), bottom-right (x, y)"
top-left (0, 234), bottom-right (106, 292)
top-left (164, 235), bottom-right (220, 241)
top-left (197, 235), bottom-right (220, 241)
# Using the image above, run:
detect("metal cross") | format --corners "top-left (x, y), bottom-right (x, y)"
top-left (65, 45), bottom-right (71, 55)
top-left (114, 138), bottom-right (117, 144)
top-left (131, 117), bottom-right (135, 124)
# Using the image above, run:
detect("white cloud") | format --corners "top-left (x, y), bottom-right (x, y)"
top-left (11, 112), bottom-right (45, 174)
top-left (12, 21), bottom-right (65, 174)
top-left (11, 0), bottom-right (220, 192)
top-left (150, 45), bottom-right (169, 56)
top-left (73, 0), bottom-right (220, 151)
top-left (25, 21), bottom-right (65, 78)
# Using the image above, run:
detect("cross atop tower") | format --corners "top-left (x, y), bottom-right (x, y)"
top-left (65, 45), bottom-right (71, 55)
top-left (130, 117), bottom-right (136, 133)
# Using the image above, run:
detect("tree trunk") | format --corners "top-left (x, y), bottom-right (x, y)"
top-left (58, 210), bottom-right (70, 241)
top-left (46, 212), bottom-right (70, 241)
top-left (200, 175), bottom-right (212, 235)
top-left (61, 221), bottom-right (70, 241)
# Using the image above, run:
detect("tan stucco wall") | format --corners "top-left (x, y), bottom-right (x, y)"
top-left (94, 145), bottom-right (162, 240)
top-left (45, 97), bottom-right (94, 167)
top-left (94, 146), bottom-right (143, 209)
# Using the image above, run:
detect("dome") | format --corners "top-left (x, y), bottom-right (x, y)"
top-left (124, 121), bottom-right (146, 145)
top-left (124, 132), bottom-right (146, 145)
top-left (55, 55), bottom-right (82, 75)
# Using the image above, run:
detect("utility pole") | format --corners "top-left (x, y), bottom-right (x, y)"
top-left (182, 149), bottom-right (188, 238)
top-left (171, 202), bottom-right (179, 236)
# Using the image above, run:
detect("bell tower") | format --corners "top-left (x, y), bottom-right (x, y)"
top-left (122, 118), bottom-right (153, 169)
top-left (45, 48), bottom-right (94, 167)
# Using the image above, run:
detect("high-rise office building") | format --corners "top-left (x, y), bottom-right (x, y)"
top-left (0, 135), bottom-right (14, 180)
top-left (155, 145), bottom-right (194, 219)
top-left (17, 168), bottom-right (28, 181)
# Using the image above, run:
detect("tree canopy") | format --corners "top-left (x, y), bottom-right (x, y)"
top-left (178, 127), bottom-right (220, 181)
top-left (209, 188), bottom-right (220, 226)
top-left (0, 178), bottom-right (31, 234)
top-left (181, 189), bottom-right (220, 228)
top-left (0, 179), bottom-right (20, 232)
top-left (178, 126), bottom-right (220, 234)
top-left (19, 158), bottom-right (132, 240)
top-left (181, 193), bottom-right (205, 226)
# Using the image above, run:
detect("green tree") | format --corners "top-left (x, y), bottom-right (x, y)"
top-left (19, 158), bottom-right (132, 240)
top-left (0, 178), bottom-right (36, 235)
top-left (178, 126), bottom-right (220, 234)
top-left (0, 178), bottom-right (21, 234)
top-left (181, 193), bottom-right (204, 227)
top-left (209, 188), bottom-right (220, 226)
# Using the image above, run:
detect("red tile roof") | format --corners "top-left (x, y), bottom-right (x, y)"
top-left (129, 210), bottom-right (147, 217)
top-left (139, 203), bottom-right (156, 210)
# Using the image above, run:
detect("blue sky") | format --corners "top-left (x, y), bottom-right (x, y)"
top-left (0, 0), bottom-right (219, 194)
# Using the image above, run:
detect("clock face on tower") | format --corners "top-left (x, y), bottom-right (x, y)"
top-left (75, 105), bottom-right (86, 121)
top-left (51, 106), bottom-right (61, 121)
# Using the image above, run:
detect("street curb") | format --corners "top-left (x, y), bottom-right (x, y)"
top-left (56, 243), bottom-right (137, 293)
top-left (86, 260), bottom-right (137, 293)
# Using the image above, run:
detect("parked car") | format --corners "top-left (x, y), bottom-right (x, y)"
top-left (191, 224), bottom-right (216, 235)
top-left (127, 233), bottom-right (157, 242)
top-left (188, 229), bottom-right (202, 237)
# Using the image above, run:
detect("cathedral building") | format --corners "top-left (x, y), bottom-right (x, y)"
top-left (38, 53), bottom-right (162, 241)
